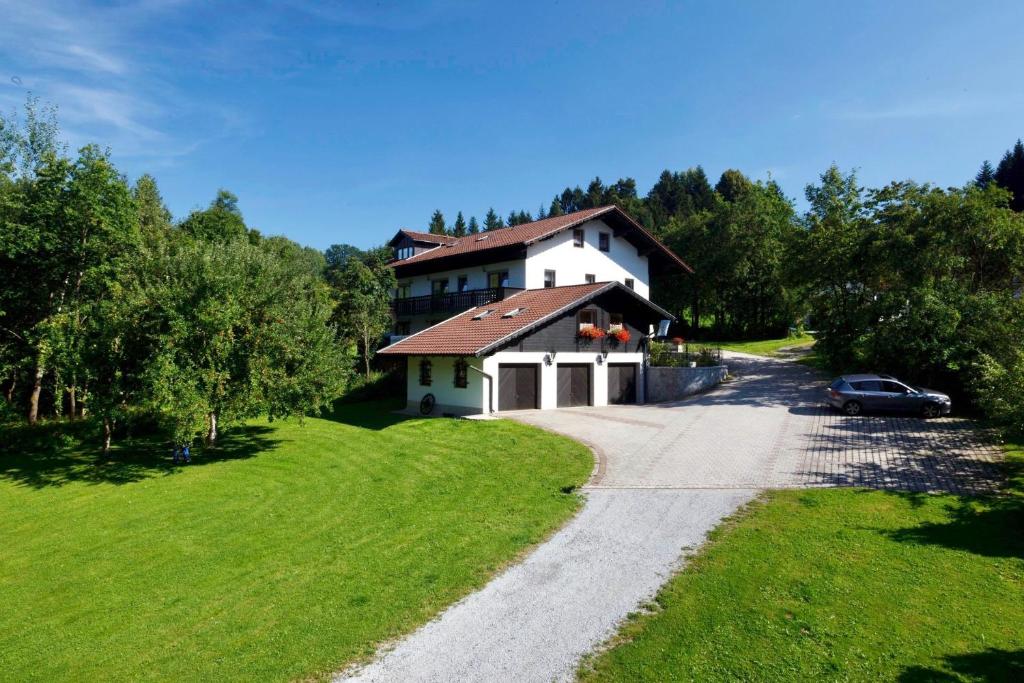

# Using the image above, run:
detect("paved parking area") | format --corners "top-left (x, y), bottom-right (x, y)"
top-left (514, 352), bottom-right (1005, 495)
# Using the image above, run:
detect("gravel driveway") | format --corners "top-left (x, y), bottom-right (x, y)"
top-left (338, 353), bottom-right (1004, 683)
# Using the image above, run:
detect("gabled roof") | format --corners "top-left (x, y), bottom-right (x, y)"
top-left (388, 206), bottom-right (693, 274)
top-left (387, 229), bottom-right (458, 248)
top-left (378, 281), bottom-right (674, 357)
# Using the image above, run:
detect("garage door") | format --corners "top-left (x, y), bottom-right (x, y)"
top-left (608, 363), bottom-right (638, 404)
top-left (498, 364), bottom-right (538, 411)
top-left (557, 364), bottom-right (591, 407)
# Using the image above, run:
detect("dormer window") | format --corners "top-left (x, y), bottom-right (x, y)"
top-left (573, 229), bottom-right (584, 248)
top-left (395, 246), bottom-right (414, 260)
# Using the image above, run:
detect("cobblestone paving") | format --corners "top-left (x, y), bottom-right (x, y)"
top-left (513, 352), bottom-right (1005, 495)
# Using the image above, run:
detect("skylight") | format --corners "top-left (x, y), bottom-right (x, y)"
top-left (475, 234), bottom-right (489, 241)
top-left (472, 310), bottom-right (494, 320)
top-left (502, 308), bottom-right (525, 318)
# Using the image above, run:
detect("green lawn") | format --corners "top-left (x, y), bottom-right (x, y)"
top-left (0, 402), bottom-right (592, 681)
top-left (701, 334), bottom-right (816, 357)
top-left (580, 442), bottom-right (1024, 682)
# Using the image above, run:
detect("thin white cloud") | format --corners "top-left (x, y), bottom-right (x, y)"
top-left (834, 92), bottom-right (1024, 122)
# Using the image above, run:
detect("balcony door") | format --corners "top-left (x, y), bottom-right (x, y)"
top-left (487, 271), bottom-right (509, 289)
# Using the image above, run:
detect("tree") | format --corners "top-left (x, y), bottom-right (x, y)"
top-left (179, 189), bottom-right (247, 242)
top-left (467, 216), bottom-right (479, 234)
top-left (548, 196), bottom-right (564, 217)
top-left (507, 209), bottom-right (532, 226)
top-left (428, 209), bottom-right (446, 235)
top-left (483, 207), bottom-right (503, 231)
top-left (324, 243), bottom-right (364, 273)
top-left (452, 211), bottom-right (467, 237)
top-left (330, 250), bottom-right (396, 380)
top-left (122, 233), bottom-right (349, 446)
top-left (536, 203), bottom-right (547, 220)
top-left (133, 174), bottom-right (172, 238)
top-left (994, 139), bottom-right (1024, 211)
top-left (975, 160), bottom-right (996, 189)
top-left (715, 169), bottom-right (754, 202)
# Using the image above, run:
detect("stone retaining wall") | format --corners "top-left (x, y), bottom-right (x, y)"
top-left (646, 365), bottom-right (728, 403)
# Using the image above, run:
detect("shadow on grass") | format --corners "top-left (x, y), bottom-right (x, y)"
top-left (0, 420), bottom-right (278, 489)
top-left (898, 648), bottom-right (1024, 682)
top-left (884, 494), bottom-right (1024, 560)
top-left (320, 399), bottom-right (412, 431)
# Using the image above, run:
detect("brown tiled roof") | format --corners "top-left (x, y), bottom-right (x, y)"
top-left (389, 206), bottom-right (693, 273)
top-left (378, 282), bottom-right (673, 357)
top-left (388, 229), bottom-right (458, 247)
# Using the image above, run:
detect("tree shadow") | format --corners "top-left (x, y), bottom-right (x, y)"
top-left (883, 493), bottom-right (1024, 560)
top-left (898, 648), bottom-right (1024, 682)
top-left (319, 399), bottom-right (413, 431)
top-left (0, 421), bottom-right (278, 490)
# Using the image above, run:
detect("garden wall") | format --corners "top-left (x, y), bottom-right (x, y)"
top-left (646, 365), bottom-right (728, 403)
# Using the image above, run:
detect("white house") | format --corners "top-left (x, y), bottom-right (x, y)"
top-left (379, 206), bottom-right (691, 415)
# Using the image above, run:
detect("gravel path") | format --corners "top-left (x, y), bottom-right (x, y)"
top-left (339, 489), bottom-right (753, 683)
top-left (338, 352), bottom-right (1003, 682)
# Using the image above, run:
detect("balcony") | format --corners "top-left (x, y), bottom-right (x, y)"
top-left (392, 287), bottom-right (524, 317)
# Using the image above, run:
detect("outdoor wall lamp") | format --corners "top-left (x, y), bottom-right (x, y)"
top-left (543, 353), bottom-right (553, 366)
top-left (595, 353), bottom-right (604, 366)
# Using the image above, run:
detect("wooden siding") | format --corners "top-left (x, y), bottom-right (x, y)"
top-left (495, 289), bottom-right (661, 355)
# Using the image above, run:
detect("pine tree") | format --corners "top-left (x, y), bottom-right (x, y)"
top-left (975, 160), bottom-right (996, 189)
top-left (548, 196), bottom-right (564, 217)
top-left (132, 174), bottom-right (172, 237)
top-left (537, 203), bottom-right (547, 220)
top-left (428, 209), bottom-right (446, 234)
top-left (452, 211), bottom-right (467, 237)
top-left (467, 216), bottom-right (479, 234)
top-left (994, 139), bottom-right (1024, 211)
top-left (484, 208), bottom-right (503, 231)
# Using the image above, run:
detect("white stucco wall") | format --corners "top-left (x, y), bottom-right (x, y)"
top-left (405, 356), bottom-right (485, 415)
top-left (524, 219), bottom-right (650, 298)
top-left (399, 259), bottom-right (526, 297)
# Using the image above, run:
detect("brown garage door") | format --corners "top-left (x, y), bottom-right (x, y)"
top-left (608, 363), bottom-right (638, 404)
top-left (498, 364), bottom-right (538, 411)
top-left (557, 364), bottom-right (591, 407)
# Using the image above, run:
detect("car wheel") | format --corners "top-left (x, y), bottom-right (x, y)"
top-left (921, 402), bottom-right (941, 419)
top-left (843, 400), bottom-right (862, 416)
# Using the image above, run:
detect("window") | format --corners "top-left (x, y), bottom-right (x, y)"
top-left (395, 321), bottom-right (411, 335)
top-left (544, 270), bottom-right (556, 288)
top-left (394, 246), bottom-right (414, 260)
top-left (851, 380), bottom-right (882, 392)
top-left (396, 283), bottom-right (411, 299)
top-left (457, 275), bottom-right (469, 292)
top-left (624, 278), bottom-right (635, 290)
top-left (577, 309), bottom-right (596, 329)
top-left (502, 308), bottom-right (525, 318)
top-left (585, 273), bottom-right (596, 284)
top-left (573, 229), bottom-right (584, 247)
top-left (431, 279), bottom-right (449, 295)
top-left (418, 359), bottom-right (432, 386)
top-left (609, 313), bottom-right (623, 331)
top-left (472, 309), bottom-right (494, 320)
top-left (599, 233), bottom-right (610, 252)
top-left (487, 270), bottom-right (509, 288)
top-left (454, 358), bottom-right (468, 388)
top-left (882, 381), bottom-right (910, 394)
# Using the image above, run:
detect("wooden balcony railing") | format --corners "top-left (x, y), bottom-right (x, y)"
top-left (392, 287), bottom-right (524, 317)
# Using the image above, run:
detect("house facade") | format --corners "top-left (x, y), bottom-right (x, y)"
top-left (379, 206), bottom-right (691, 415)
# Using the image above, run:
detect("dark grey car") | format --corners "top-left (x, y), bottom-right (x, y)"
top-left (825, 374), bottom-right (952, 418)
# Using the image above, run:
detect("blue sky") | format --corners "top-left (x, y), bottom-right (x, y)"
top-left (2, 1), bottom-right (1022, 250)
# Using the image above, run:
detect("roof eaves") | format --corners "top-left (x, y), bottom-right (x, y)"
top-left (377, 306), bottom-right (478, 354)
